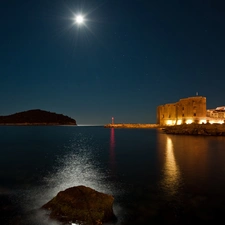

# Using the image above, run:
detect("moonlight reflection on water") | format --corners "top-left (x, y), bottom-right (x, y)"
top-left (2, 127), bottom-right (225, 225)
top-left (21, 146), bottom-right (120, 225)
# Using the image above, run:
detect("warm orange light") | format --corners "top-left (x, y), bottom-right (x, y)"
top-left (177, 120), bottom-right (182, 125)
top-left (186, 120), bottom-right (193, 124)
top-left (166, 120), bottom-right (176, 125)
top-left (208, 120), bottom-right (224, 124)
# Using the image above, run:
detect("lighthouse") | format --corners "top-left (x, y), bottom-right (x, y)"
top-left (112, 117), bottom-right (114, 124)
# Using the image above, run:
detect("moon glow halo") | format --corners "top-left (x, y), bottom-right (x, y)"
top-left (75, 15), bottom-right (84, 25)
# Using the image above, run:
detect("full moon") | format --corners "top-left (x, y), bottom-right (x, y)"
top-left (75, 15), bottom-right (84, 24)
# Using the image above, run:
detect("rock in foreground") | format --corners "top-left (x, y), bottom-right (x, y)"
top-left (41, 185), bottom-right (116, 225)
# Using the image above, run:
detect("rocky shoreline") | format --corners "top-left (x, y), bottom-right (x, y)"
top-left (163, 123), bottom-right (225, 136)
top-left (104, 123), bottom-right (159, 128)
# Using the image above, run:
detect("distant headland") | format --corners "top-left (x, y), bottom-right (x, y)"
top-left (0, 109), bottom-right (76, 126)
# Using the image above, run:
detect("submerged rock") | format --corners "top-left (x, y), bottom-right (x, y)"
top-left (41, 185), bottom-right (116, 225)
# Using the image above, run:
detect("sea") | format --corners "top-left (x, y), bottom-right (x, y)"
top-left (1, 125), bottom-right (225, 225)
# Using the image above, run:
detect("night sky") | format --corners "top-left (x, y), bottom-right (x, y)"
top-left (1, 0), bottom-right (225, 125)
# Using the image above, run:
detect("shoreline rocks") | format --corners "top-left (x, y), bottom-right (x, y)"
top-left (104, 123), bottom-right (159, 128)
top-left (41, 185), bottom-right (116, 225)
top-left (163, 124), bottom-right (225, 136)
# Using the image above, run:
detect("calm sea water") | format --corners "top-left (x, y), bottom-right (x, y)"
top-left (1, 126), bottom-right (225, 225)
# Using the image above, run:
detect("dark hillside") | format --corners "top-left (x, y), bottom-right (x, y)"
top-left (0, 109), bottom-right (76, 125)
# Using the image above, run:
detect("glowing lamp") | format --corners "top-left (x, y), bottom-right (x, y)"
top-left (186, 120), bottom-right (193, 124)
top-left (166, 120), bottom-right (173, 125)
top-left (177, 120), bottom-right (182, 125)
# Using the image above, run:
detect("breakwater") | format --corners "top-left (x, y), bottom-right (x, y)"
top-left (163, 123), bottom-right (225, 136)
top-left (104, 123), bottom-right (159, 128)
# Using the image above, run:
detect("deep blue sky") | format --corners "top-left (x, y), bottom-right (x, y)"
top-left (1, 0), bottom-right (225, 125)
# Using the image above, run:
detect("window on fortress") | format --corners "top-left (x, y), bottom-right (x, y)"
top-left (194, 113), bottom-right (196, 116)
top-left (182, 114), bottom-right (184, 117)
top-left (182, 107), bottom-right (184, 110)
top-left (169, 115), bottom-right (171, 118)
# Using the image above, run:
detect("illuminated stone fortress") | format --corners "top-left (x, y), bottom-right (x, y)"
top-left (157, 95), bottom-right (225, 126)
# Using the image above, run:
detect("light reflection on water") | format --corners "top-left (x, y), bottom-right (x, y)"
top-left (41, 152), bottom-right (110, 204)
top-left (21, 137), bottom-right (120, 225)
top-left (157, 132), bottom-right (183, 200)
top-left (161, 136), bottom-right (181, 197)
top-left (3, 127), bottom-right (225, 224)
top-left (109, 128), bottom-right (116, 173)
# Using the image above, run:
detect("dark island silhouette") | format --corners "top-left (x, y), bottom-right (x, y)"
top-left (0, 109), bottom-right (76, 125)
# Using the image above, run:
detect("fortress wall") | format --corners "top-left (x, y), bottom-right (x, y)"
top-left (157, 103), bottom-right (176, 125)
top-left (164, 103), bottom-right (176, 119)
top-left (157, 96), bottom-right (207, 125)
top-left (157, 106), bottom-right (162, 124)
top-left (196, 97), bottom-right (207, 117)
top-left (177, 96), bottom-right (206, 121)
